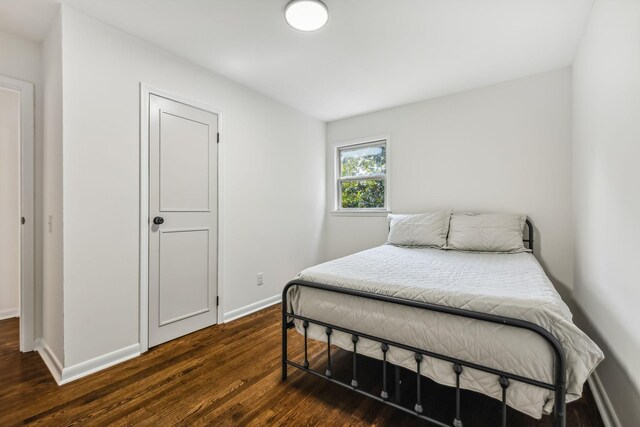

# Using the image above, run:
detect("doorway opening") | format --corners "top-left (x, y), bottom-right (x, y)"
top-left (0, 75), bottom-right (35, 352)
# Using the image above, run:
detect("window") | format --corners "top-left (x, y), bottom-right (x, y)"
top-left (335, 138), bottom-right (388, 212)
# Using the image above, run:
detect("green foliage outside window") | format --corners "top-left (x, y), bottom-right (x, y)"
top-left (339, 144), bottom-right (386, 209)
top-left (341, 180), bottom-right (385, 208)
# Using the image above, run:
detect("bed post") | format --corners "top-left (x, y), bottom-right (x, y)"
top-left (555, 387), bottom-right (566, 427)
top-left (282, 285), bottom-right (289, 382)
top-left (525, 218), bottom-right (534, 254)
top-left (554, 355), bottom-right (567, 427)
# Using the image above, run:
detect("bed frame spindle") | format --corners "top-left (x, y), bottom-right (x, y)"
top-left (500, 376), bottom-right (510, 427)
top-left (453, 363), bottom-right (463, 427)
top-left (351, 335), bottom-right (359, 387)
top-left (414, 353), bottom-right (424, 413)
top-left (325, 327), bottom-right (333, 377)
top-left (381, 343), bottom-right (389, 399)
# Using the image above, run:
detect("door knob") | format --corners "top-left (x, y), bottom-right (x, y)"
top-left (153, 216), bottom-right (164, 225)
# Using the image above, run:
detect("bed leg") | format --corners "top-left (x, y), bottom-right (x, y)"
top-left (555, 385), bottom-right (566, 427)
top-left (554, 352), bottom-right (567, 427)
top-left (394, 364), bottom-right (402, 403)
top-left (281, 301), bottom-right (288, 382)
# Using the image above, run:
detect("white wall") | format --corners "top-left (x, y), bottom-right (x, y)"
top-left (60, 6), bottom-right (325, 367)
top-left (0, 29), bottom-right (44, 335)
top-left (573, 0), bottom-right (640, 413)
top-left (41, 11), bottom-right (65, 364)
top-left (326, 69), bottom-right (574, 291)
top-left (0, 88), bottom-right (20, 318)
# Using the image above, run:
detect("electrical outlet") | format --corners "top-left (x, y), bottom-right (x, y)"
top-left (48, 215), bottom-right (53, 233)
top-left (257, 272), bottom-right (264, 286)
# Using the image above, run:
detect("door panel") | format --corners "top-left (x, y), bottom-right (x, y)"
top-left (149, 94), bottom-right (218, 348)
top-left (160, 112), bottom-right (210, 211)
top-left (159, 228), bottom-right (210, 325)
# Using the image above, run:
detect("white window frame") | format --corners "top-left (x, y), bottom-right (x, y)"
top-left (331, 135), bottom-right (391, 216)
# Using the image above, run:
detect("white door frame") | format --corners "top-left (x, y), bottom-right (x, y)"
top-left (139, 83), bottom-right (223, 353)
top-left (0, 75), bottom-right (35, 352)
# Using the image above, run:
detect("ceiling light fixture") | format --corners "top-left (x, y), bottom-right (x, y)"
top-left (285, 0), bottom-right (329, 32)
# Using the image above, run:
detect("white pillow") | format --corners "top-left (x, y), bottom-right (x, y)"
top-left (446, 212), bottom-right (529, 253)
top-left (387, 211), bottom-right (451, 248)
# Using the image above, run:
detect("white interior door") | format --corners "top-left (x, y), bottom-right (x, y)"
top-left (149, 94), bottom-right (218, 347)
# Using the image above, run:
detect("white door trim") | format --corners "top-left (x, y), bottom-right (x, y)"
top-left (139, 83), bottom-right (223, 353)
top-left (0, 75), bottom-right (35, 352)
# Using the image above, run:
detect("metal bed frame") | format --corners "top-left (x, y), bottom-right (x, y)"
top-left (281, 219), bottom-right (567, 427)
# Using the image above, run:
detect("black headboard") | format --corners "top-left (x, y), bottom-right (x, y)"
top-left (524, 218), bottom-right (534, 254)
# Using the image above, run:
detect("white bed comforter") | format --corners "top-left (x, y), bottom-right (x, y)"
top-left (289, 245), bottom-right (603, 419)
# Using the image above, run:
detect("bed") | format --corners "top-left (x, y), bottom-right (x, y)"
top-left (281, 217), bottom-right (603, 427)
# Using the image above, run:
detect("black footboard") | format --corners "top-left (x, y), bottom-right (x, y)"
top-left (281, 280), bottom-right (566, 427)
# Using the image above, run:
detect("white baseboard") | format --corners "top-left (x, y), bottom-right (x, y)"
top-left (59, 343), bottom-right (140, 385)
top-left (35, 295), bottom-right (280, 385)
top-left (36, 338), bottom-right (140, 385)
top-left (589, 372), bottom-right (622, 427)
top-left (0, 307), bottom-right (19, 320)
top-left (35, 338), bottom-right (64, 384)
top-left (223, 294), bottom-right (281, 323)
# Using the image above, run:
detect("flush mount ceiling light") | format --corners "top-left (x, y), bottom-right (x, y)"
top-left (285, 0), bottom-right (329, 32)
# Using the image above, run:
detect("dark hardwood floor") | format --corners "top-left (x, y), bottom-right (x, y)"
top-left (0, 305), bottom-right (603, 426)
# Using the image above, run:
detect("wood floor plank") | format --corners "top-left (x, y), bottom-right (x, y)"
top-left (0, 305), bottom-right (604, 426)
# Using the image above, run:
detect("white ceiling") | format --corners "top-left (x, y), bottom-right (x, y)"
top-left (0, 0), bottom-right (59, 42)
top-left (0, 0), bottom-right (594, 121)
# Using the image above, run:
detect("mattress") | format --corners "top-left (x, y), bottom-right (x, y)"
top-left (288, 245), bottom-right (603, 419)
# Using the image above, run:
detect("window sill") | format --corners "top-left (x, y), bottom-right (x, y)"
top-left (330, 210), bottom-right (391, 217)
